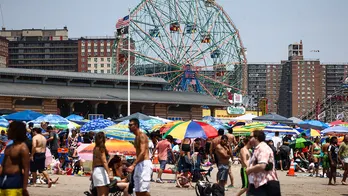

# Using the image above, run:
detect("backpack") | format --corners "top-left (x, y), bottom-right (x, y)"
top-left (212, 183), bottom-right (225, 196)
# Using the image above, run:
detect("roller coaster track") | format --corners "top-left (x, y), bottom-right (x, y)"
top-left (301, 84), bottom-right (348, 121)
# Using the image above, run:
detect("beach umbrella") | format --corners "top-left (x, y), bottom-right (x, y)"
top-left (118, 119), bottom-right (164, 131)
top-left (232, 114), bottom-right (257, 121)
top-left (4, 110), bottom-right (44, 121)
top-left (78, 140), bottom-right (136, 161)
top-left (54, 121), bottom-right (81, 130)
top-left (288, 117), bottom-right (303, 124)
top-left (149, 116), bottom-right (173, 123)
top-left (252, 113), bottom-right (293, 124)
top-left (105, 130), bottom-right (136, 141)
top-left (70, 119), bottom-right (90, 126)
top-left (289, 138), bottom-right (313, 149)
top-left (65, 114), bottom-right (84, 121)
top-left (115, 112), bottom-right (153, 122)
top-left (163, 120), bottom-right (218, 140)
top-left (297, 120), bottom-right (329, 130)
top-left (208, 121), bottom-right (231, 131)
top-left (30, 114), bottom-right (69, 125)
top-left (263, 124), bottom-right (300, 134)
top-left (329, 120), bottom-right (348, 126)
top-left (98, 125), bottom-right (136, 141)
top-left (80, 118), bottom-right (115, 133)
top-left (321, 126), bottom-right (348, 135)
top-left (152, 121), bottom-right (183, 134)
top-left (0, 116), bottom-right (9, 128)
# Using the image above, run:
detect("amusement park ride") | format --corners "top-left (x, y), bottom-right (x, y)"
top-left (112, 0), bottom-right (247, 102)
top-left (301, 77), bottom-right (348, 122)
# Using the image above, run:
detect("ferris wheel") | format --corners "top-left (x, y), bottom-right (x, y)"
top-left (113, 0), bottom-right (247, 99)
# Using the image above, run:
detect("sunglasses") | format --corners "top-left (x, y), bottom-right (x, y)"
top-left (128, 124), bottom-right (135, 127)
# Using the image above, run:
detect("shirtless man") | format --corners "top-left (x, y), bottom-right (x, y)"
top-left (236, 137), bottom-right (251, 196)
top-left (225, 128), bottom-right (237, 188)
top-left (127, 118), bottom-right (152, 196)
top-left (31, 127), bottom-right (52, 188)
top-left (322, 138), bottom-right (330, 177)
top-left (215, 135), bottom-right (232, 188)
top-left (209, 129), bottom-right (224, 165)
top-left (0, 121), bottom-right (29, 196)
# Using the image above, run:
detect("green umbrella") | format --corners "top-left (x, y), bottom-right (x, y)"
top-left (289, 138), bottom-right (313, 149)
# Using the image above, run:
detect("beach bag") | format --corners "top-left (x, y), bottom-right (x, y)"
top-left (211, 183), bottom-right (224, 196)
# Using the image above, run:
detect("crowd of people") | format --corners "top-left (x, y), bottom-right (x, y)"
top-left (0, 118), bottom-right (347, 196)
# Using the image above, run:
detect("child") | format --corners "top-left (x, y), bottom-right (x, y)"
top-left (53, 156), bottom-right (66, 175)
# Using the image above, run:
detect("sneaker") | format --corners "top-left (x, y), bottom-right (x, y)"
top-left (156, 179), bottom-right (164, 183)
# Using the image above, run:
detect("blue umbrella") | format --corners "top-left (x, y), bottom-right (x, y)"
top-left (30, 114), bottom-right (69, 125)
top-left (4, 110), bottom-right (44, 121)
top-left (80, 119), bottom-right (115, 133)
top-left (65, 114), bottom-right (84, 121)
top-left (0, 116), bottom-right (9, 127)
top-left (263, 124), bottom-right (300, 134)
top-left (321, 126), bottom-right (348, 135)
top-left (207, 121), bottom-right (231, 130)
top-left (298, 120), bottom-right (329, 130)
top-left (202, 116), bottom-right (216, 122)
top-left (118, 119), bottom-right (163, 131)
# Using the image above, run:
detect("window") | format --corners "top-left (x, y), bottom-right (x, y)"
top-left (82, 52), bottom-right (85, 56)
top-left (107, 64), bottom-right (110, 67)
top-left (81, 64), bottom-right (85, 68)
top-left (94, 58), bottom-right (97, 62)
top-left (101, 58), bottom-right (104, 61)
top-left (101, 64), bottom-right (104, 67)
top-left (94, 70), bottom-right (97, 73)
top-left (88, 58), bottom-right (91, 62)
top-left (88, 64), bottom-right (91, 67)
top-left (107, 70), bottom-right (111, 73)
top-left (81, 49), bottom-right (85, 52)
top-left (88, 70), bottom-right (91, 73)
top-left (82, 58), bottom-right (85, 62)
top-left (94, 64), bottom-right (97, 68)
top-left (101, 70), bottom-right (104, 73)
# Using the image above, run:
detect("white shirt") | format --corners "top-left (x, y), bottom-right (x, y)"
top-left (148, 140), bottom-right (154, 158)
top-left (272, 136), bottom-right (282, 151)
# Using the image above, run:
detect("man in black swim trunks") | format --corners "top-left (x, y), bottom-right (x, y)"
top-left (31, 128), bottom-right (52, 188)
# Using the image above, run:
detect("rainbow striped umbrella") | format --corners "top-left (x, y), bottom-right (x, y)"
top-left (163, 120), bottom-right (218, 140)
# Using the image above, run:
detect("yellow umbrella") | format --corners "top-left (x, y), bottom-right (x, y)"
top-left (310, 129), bottom-right (321, 137)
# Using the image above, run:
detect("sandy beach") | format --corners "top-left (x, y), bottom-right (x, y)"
top-left (27, 165), bottom-right (348, 196)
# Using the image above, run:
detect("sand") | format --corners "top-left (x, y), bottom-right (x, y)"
top-left (27, 165), bottom-right (348, 196)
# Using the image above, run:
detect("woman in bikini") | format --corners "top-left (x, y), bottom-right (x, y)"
top-left (311, 137), bottom-right (321, 177)
top-left (108, 155), bottom-right (130, 196)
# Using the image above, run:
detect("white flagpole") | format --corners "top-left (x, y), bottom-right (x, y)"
top-left (127, 8), bottom-right (131, 116)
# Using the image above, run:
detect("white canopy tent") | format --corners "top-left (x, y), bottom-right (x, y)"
top-left (232, 113), bottom-right (258, 121)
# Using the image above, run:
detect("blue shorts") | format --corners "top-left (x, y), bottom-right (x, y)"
top-left (159, 160), bottom-right (167, 170)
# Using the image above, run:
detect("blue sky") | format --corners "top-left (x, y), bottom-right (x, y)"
top-left (2, 0), bottom-right (347, 63)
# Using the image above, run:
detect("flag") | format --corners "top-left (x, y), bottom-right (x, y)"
top-left (117, 26), bottom-right (129, 36)
top-left (116, 15), bottom-right (130, 29)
